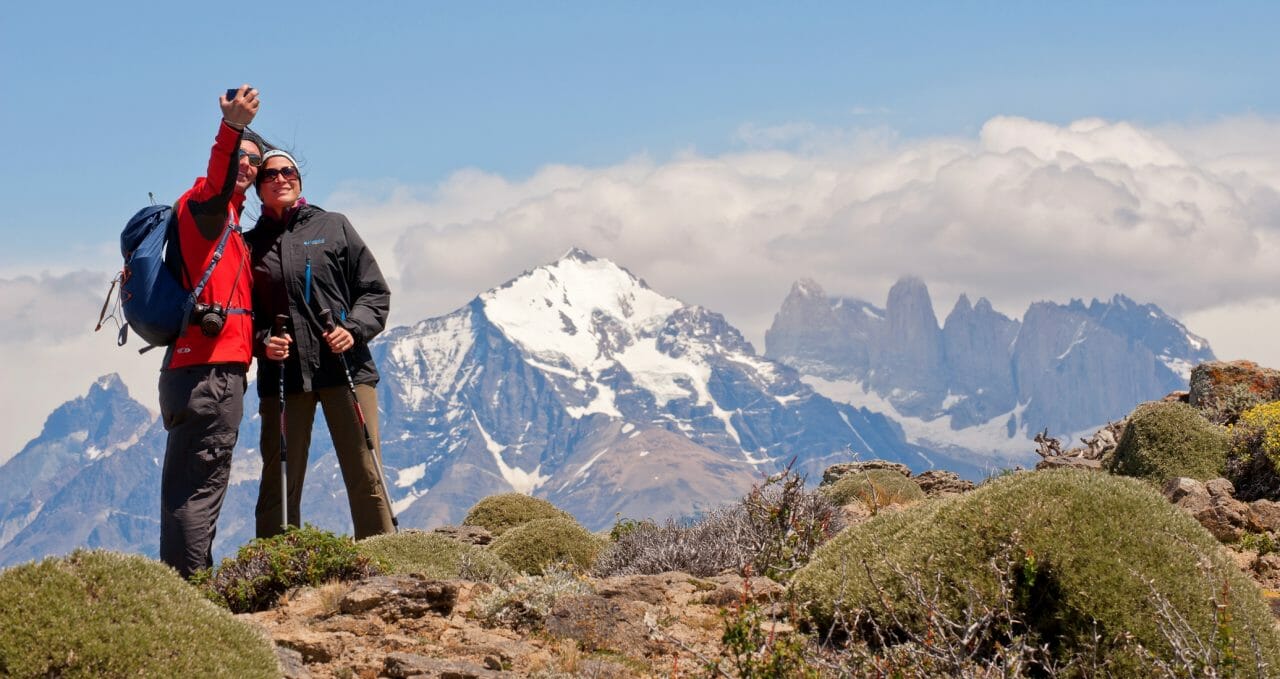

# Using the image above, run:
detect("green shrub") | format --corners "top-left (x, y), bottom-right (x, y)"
top-left (1227, 401), bottom-right (1280, 500)
top-left (0, 550), bottom-right (278, 678)
top-left (195, 525), bottom-right (382, 613)
top-left (462, 493), bottom-right (574, 537)
top-left (1104, 401), bottom-right (1228, 484)
top-left (820, 468), bottom-right (926, 510)
top-left (490, 517), bottom-right (605, 575)
top-left (357, 530), bottom-right (514, 583)
top-left (608, 516), bottom-right (656, 542)
top-left (790, 469), bottom-right (1280, 673)
top-left (1240, 531), bottom-right (1277, 556)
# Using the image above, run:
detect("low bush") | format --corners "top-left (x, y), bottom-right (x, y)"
top-left (594, 467), bottom-right (841, 581)
top-left (462, 493), bottom-right (574, 537)
top-left (1104, 401), bottom-right (1228, 484)
top-left (490, 517), bottom-right (604, 576)
top-left (820, 467), bottom-right (925, 510)
top-left (0, 550), bottom-right (278, 677)
top-left (357, 530), bottom-right (514, 583)
top-left (790, 469), bottom-right (1280, 674)
top-left (1227, 401), bottom-right (1280, 500)
top-left (195, 525), bottom-right (382, 613)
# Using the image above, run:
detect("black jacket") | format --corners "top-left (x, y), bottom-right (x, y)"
top-left (246, 203), bottom-right (389, 396)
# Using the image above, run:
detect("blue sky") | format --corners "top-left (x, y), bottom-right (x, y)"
top-left (3, 2), bottom-right (1280, 459)
top-left (4, 2), bottom-right (1276, 267)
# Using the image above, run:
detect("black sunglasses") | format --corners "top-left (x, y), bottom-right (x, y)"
top-left (258, 166), bottom-right (300, 183)
top-left (237, 150), bottom-right (263, 167)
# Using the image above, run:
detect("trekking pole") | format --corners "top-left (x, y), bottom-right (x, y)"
top-left (273, 314), bottom-right (289, 533)
top-left (320, 309), bottom-right (398, 530)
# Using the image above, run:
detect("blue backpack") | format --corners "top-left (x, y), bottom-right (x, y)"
top-left (96, 200), bottom-right (236, 353)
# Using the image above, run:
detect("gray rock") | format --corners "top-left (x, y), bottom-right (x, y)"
top-left (431, 525), bottom-right (493, 546)
top-left (822, 461), bottom-right (912, 486)
top-left (1163, 477), bottom-right (1211, 513)
top-left (1035, 456), bottom-right (1103, 472)
top-left (383, 653), bottom-right (505, 679)
top-left (1206, 478), bottom-right (1237, 499)
top-left (1249, 500), bottom-right (1280, 533)
top-left (274, 646), bottom-right (312, 679)
top-left (545, 594), bottom-right (652, 655)
top-left (339, 576), bottom-right (457, 621)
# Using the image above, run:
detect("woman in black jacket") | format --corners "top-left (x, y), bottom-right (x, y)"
top-left (247, 149), bottom-right (395, 539)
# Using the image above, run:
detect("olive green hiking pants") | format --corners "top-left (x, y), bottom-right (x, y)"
top-left (255, 384), bottom-right (395, 539)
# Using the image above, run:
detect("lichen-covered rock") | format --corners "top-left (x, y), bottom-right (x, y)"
top-left (338, 575), bottom-right (458, 621)
top-left (821, 460), bottom-right (912, 486)
top-left (1189, 360), bottom-right (1280, 424)
top-left (912, 469), bottom-right (975, 496)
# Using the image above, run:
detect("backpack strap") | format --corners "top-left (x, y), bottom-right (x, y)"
top-left (176, 217), bottom-right (241, 330)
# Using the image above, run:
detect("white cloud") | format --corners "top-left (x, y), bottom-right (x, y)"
top-left (8, 114), bottom-right (1280, 460)
top-left (322, 114), bottom-right (1280, 365)
top-left (0, 271), bottom-right (160, 463)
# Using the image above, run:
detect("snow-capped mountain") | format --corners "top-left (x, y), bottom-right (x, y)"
top-left (0, 375), bottom-right (157, 564)
top-left (764, 278), bottom-right (1215, 461)
top-left (2, 250), bottom-right (948, 567)
top-left (370, 248), bottom-right (938, 531)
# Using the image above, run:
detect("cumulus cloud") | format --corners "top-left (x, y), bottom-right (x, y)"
top-left (0, 271), bottom-right (160, 463)
top-left (9, 114), bottom-right (1280, 459)
top-left (323, 115), bottom-right (1280, 363)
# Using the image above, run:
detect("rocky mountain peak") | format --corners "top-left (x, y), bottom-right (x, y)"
top-left (788, 278), bottom-right (826, 300)
top-left (559, 246), bottom-right (598, 264)
top-left (481, 252), bottom-right (683, 369)
top-left (92, 373), bottom-right (128, 395)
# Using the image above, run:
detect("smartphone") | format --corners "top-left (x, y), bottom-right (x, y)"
top-left (226, 88), bottom-right (240, 101)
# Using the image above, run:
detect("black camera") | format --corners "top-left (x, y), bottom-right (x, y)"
top-left (191, 302), bottom-right (227, 338)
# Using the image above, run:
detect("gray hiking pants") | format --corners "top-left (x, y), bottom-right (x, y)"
top-left (158, 364), bottom-right (245, 578)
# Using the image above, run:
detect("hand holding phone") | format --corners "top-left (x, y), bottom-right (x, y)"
top-left (220, 84), bottom-right (258, 128)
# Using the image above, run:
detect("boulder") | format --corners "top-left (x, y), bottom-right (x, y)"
top-left (1162, 477), bottom-right (1250, 542)
top-left (1189, 360), bottom-right (1280, 424)
top-left (1035, 456), bottom-right (1103, 472)
top-left (544, 594), bottom-right (653, 655)
top-left (432, 525), bottom-right (494, 546)
top-left (339, 576), bottom-right (458, 621)
top-left (1249, 500), bottom-right (1280, 533)
top-left (821, 460), bottom-right (911, 486)
top-left (913, 470), bottom-right (975, 496)
top-left (383, 653), bottom-right (506, 679)
top-left (1163, 477), bottom-right (1211, 514)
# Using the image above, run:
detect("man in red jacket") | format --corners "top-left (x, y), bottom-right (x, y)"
top-left (158, 85), bottom-right (262, 578)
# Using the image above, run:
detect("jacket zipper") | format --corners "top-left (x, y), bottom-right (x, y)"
top-left (303, 256), bottom-right (312, 306)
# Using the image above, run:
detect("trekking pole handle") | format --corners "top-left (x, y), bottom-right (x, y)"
top-left (272, 314), bottom-right (289, 337)
top-left (319, 308), bottom-right (335, 334)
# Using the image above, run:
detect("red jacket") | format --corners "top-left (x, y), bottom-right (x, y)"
top-left (165, 122), bottom-right (254, 369)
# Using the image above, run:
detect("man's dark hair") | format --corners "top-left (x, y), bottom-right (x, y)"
top-left (241, 127), bottom-right (272, 155)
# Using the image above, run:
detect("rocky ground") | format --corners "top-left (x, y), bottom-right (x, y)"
top-left (246, 360), bottom-right (1280, 678)
top-left (246, 568), bottom-right (791, 678)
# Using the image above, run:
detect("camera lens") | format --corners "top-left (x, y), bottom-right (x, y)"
top-left (199, 310), bottom-right (225, 337)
